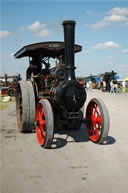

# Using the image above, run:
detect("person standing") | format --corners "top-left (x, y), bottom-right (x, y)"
top-left (122, 81), bottom-right (126, 93)
top-left (86, 82), bottom-right (89, 91)
top-left (89, 79), bottom-right (93, 91)
top-left (116, 81), bottom-right (121, 94)
top-left (79, 79), bottom-right (84, 86)
top-left (110, 81), bottom-right (114, 93)
top-left (114, 81), bottom-right (118, 93)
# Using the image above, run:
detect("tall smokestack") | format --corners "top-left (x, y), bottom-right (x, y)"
top-left (62, 20), bottom-right (76, 81)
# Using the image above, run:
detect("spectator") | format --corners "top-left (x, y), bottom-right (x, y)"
top-left (110, 81), bottom-right (114, 93)
top-left (103, 81), bottom-right (106, 91)
top-left (114, 82), bottom-right (118, 93)
top-left (79, 79), bottom-right (85, 87)
top-left (89, 80), bottom-right (93, 92)
top-left (86, 82), bottom-right (89, 91)
top-left (116, 81), bottom-right (121, 94)
top-left (122, 81), bottom-right (126, 93)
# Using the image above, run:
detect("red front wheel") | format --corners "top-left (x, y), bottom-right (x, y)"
top-left (85, 98), bottom-right (109, 144)
top-left (35, 99), bottom-right (54, 148)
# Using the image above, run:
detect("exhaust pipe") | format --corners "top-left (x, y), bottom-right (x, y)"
top-left (51, 20), bottom-right (86, 110)
top-left (62, 20), bottom-right (76, 81)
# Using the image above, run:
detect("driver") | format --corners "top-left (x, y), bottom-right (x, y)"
top-left (42, 62), bottom-right (51, 78)
top-left (26, 58), bottom-right (40, 79)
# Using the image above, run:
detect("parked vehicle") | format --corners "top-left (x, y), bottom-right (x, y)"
top-left (0, 74), bottom-right (21, 96)
top-left (97, 71), bottom-right (118, 92)
top-left (84, 75), bottom-right (100, 89)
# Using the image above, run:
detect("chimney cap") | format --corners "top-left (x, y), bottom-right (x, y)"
top-left (62, 20), bottom-right (76, 25)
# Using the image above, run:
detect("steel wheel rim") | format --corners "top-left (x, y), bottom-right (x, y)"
top-left (86, 101), bottom-right (102, 142)
top-left (36, 103), bottom-right (47, 146)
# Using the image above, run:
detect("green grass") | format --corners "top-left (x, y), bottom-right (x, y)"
top-left (120, 86), bottom-right (128, 93)
top-left (125, 87), bottom-right (128, 92)
top-left (0, 94), bottom-right (15, 110)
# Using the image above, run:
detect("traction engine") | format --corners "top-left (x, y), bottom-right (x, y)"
top-left (15, 20), bottom-right (109, 148)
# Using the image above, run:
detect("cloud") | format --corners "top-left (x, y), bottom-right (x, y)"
top-left (35, 29), bottom-right (51, 37)
top-left (0, 31), bottom-right (11, 38)
top-left (89, 20), bottom-right (109, 28)
top-left (84, 24), bottom-right (89, 27)
top-left (107, 7), bottom-right (128, 15)
top-left (28, 21), bottom-right (51, 37)
top-left (8, 53), bottom-right (15, 57)
top-left (93, 41), bottom-right (122, 49)
top-left (20, 26), bottom-right (25, 31)
top-left (104, 15), bottom-right (128, 22)
top-left (86, 10), bottom-right (92, 14)
top-left (123, 21), bottom-right (128, 26)
top-left (28, 21), bottom-right (45, 31)
top-left (84, 7), bottom-right (128, 29)
top-left (85, 50), bottom-right (90, 54)
top-left (122, 49), bottom-right (128, 53)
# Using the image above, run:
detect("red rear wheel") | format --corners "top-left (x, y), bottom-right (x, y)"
top-left (85, 98), bottom-right (109, 143)
top-left (35, 99), bottom-right (54, 148)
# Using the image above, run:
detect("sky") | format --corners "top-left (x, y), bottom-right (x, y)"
top-left (0, 0), bottom-right (128, 79)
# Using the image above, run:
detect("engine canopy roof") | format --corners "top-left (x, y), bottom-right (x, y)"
top-left (14, 41), bottom-right (82, 59)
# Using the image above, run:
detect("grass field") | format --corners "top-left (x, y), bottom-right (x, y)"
top-left (0, 94), bottom-right (15, 110)
top-left (120, 86), bottom-right (128, 93)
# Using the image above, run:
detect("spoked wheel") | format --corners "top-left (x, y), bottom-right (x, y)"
top-left (16, 80), bottom-right (35, 133)
top-left (35, 99), bottom-right (54, 148)
top-left (85, 98), bottom-right (109, 144)
top-left (8, 88), bottom-right (16, 96)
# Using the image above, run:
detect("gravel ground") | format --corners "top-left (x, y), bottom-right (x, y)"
top-left (0, 90), bottom-right (128, 193)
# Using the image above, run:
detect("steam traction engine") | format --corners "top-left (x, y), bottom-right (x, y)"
top-left (15, 21), bottom-right (109, 148)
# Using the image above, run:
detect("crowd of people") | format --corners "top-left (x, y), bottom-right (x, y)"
top-left (79, 79), bottom-right (93, 92)
top-left (110, 80), bottom-right (126, 94)
top-left (79, 78), bottom-right (127, 94)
